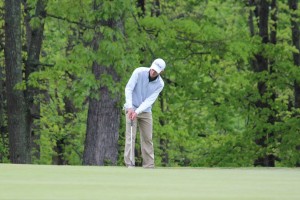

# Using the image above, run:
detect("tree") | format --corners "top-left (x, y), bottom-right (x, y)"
top-left (83, 1), bottom-right (129, 165)
top-left (0, 61), bottom-right (7, 163)
top-left (22, 0), bottom-right (48, 161)
top-left (0, 1), bottom-right (8, 162)
top-left (247, 0), bottom-right (277, 167)
top-left (4, 0), bottom-right (30, 163)
top-left (2, 0), bottom-right (299, 167)
top-left (289, 0), bottom-right (300, 108)
top-left (288, 0), bottom-right (300, 166)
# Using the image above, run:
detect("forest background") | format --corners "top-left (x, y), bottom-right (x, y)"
top-left (1, 0), bottom-right (300, 167)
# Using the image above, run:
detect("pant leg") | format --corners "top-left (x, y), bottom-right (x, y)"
top-left (137, 112), bottom-right (154, 168)
top-left (124, 112), bottom-right (137, 166)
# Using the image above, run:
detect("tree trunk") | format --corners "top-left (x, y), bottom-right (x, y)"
top-left (136, 0), bottom-right (146, 17)
top-left (83, 14), bottom-right (123, 165)
top-left (0, 66), bottom-right (8, 162)
top-left (289, 0), bottom-right (300, 108)
top-left (248, 0), bottom-right (276, 167)
top-left (151, 0), bottom-right (160, 17)
top-left (83, 63), bottom-right (120, 165)
top-left (289, 0), bottom-right (300, 167)
top-left (23, 0), bottom-right (48, 161)
top-left (5, 0), bottom-right (31, 163)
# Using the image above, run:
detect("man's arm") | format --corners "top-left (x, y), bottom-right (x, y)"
top-left (124, 69), bottom-right (139, 110)
top-left (135, 85), bottom-right (164, 114)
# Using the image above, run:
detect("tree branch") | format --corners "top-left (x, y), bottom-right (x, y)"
top-left (46, 13), bottom-right (94, 29)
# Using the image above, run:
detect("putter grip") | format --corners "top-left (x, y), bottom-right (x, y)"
top-left (130, 120), bottom-right (133, 126)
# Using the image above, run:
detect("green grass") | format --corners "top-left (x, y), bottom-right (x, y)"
top-left (0, 164), bottom-right (299, 200)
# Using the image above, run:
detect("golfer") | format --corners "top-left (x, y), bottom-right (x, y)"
top-left (124, 58), bottom-right (166, 168)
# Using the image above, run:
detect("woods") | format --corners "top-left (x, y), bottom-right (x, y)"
top-left (0, 0), bottom-right (299, 167)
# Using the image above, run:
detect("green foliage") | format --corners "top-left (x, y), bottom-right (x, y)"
top-left (0, 135), bottom-right (9, 163)
top-left (0, 0), bottom-right (8, 163)
top-left (147, 0), bottom-right (299, 167)
top-left (2, 0), bottom-right (299, 166)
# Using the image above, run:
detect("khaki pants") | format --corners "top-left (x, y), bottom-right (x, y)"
top-left (124, 112), bottom-right (154, 168)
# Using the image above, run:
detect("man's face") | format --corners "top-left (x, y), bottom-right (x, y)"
top-left (149, 69), bottom-right (159, 78)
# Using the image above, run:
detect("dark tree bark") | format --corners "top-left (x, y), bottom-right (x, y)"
top-left (248, 0), bottom-right (255, 37)
top-left (83, 8), bottom-right (123, 165)
top-left (5, 0), bottom-right (31, 163)
top-left (83, 62), bottom-right (120, 165)
top-left (289, 0), bottom-right (300, 109)
top-left (137, 0), bottom-right (146, 17)
top-left (0, 9), bottom-right (5, 156)
top-left (288, 0), bottom-right (300, 167)
top-left (248, 0), bottom-right (276, 167)
top-left (269, 0), bottom-right (277, 75)
top-left (23, 0), bottom-right (48, 161)
top-left (0, 65), bottom-right (8, 162)
top-left (151, 0), bottom-right (160, 17)
top-left (270, 0), bottom-right (277, 45)
top-left (52, 138), bottom-right (67, 165)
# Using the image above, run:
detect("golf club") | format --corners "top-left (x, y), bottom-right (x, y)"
top-left (130, 120), bottom-right (134, 166)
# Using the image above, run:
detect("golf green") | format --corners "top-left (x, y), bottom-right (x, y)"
top-left (0, 164), bottom-right (299, 200)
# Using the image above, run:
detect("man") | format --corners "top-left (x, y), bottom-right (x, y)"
top-left (124, 58), bottom-right (166, 168)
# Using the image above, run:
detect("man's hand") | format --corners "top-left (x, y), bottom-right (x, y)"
top-left (131, 112), bottom-right (137, 120)
top-left (127, 108), bottom-right (137, 120)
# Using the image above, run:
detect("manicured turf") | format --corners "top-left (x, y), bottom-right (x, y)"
top-left (0, 164), bottom-right (299, 200)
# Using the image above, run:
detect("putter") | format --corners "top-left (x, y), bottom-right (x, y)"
top-left (130, 120), bottom-right (134, 166)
